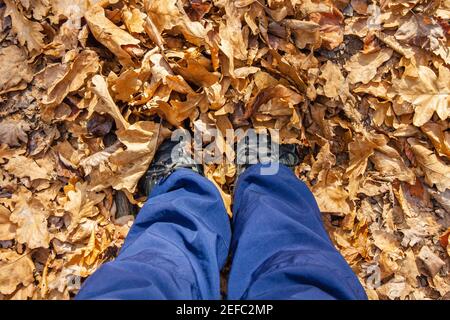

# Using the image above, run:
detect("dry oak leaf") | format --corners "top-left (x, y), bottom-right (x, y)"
top-left (311, 144), bottom-right (351, 214)
top-left (398, 248), bottom-right (421, 287)
top-left (429, 189), bottom-right (450, 212)
top-left (110, 121), bottom-right (170, 192)
top-left (111, 69), bottom-right (143, 102)
top-left (49, 0), bottom-right (88, 24)
top-left (244, 84), bottom-right (303, 119)
top-left (394, 65), bottom-right (450, 127)
top-left (421, 122), bottom-right (450, 158)
top-left (20, 0), bottom-right (49, 20)
top-left (395, 14), bottom-right (447, 59)
top-left (0, 144), bottom-right (25, 165)
top-left (4, 0), bottom-right (45, 54)
top-left (7, 283), bottom-right (35, 300)
top-left (408, 138), bottom-right (450, 192)
top-left (10, 199), bottom-right (50, 249)
top-left (79, 141), bottom-right (122, 175)
top-left (123, 6), bottom-right (146, 34)
top-left (42, 50), bottom-right (100, 108)
top-left (145, 0), bottom-right (211, 48)
top-left (64, 227), bottom-right (112, 278)
top-left (0, 251), bottom-right (35, 295)
top-left (308, 5), bottom-right (344, 50)
top-left (345, 133), bottom-right (385, 198)
top-left (205, 164), bottom-right (233, 217)
top-left (89, 121), bottom-right (170, 193)
top-left (0, 119), bottom-right (30, 147)
top-left (215, 2), bottom-right (249, 76)
top-left (377, 275), bottom-right (413, 300)
top-left (0, 46), bottom-right (33, 94)
top-left (64, 182), bottom-right (105, 232)
top-left (4, 155), bottom-right (49, 181)
top-left (344, 48), bottom-right (393, 84)
top-left (85, 5), bottom-right (141, 66)
top-left (90, 75), bottom-right (129, 130)
top-left (173, 58), bottom-right (220, 88)
top-left (417, 245), bottom-right (445, 277)
top-left (319, 60), bottom-right (345, 98)
top-left (0, 204), bottom-right (16, 241)
top-left (148, 52), bottom-right (193, 94)
top-left (370, 144), bottom-right (416, 184)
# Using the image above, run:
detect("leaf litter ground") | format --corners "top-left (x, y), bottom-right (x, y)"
top-left (0, 0), bottom-right (449, 300)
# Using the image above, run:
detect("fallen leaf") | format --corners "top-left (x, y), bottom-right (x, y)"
top-left (0, 46), bottom-right (33, 94)
top-left (89, 75), bottom-right (129, 130)
top-left (4, 155), bottom-right (49, 181)
top-left (0, 251), bottom-right (35, 295)
top-left (0, 204), bottom-right (16, 241)
top-left (64, 182), bottom-right (105, 232)
top-left (394, 65), bottom-right (450, 127)
top-left (4, 0), bottom-right (45, 54)
top-left (10, 199), bottom-right (50, 249)
top-left (417, 245), bottom-right (445, 277)
top-left (0, 119), bottom-right (30, 147)
top-left (85, 5), bottom-right (141, 66)
top-left (408, 138), bottom-right (450, 192)
top-left (344, 48), bottom-right (393, 84)
top-left (42, 50), bottom-right (99, 108)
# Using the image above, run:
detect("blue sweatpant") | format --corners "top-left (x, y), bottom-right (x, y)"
top-left (76, 164), bottom-right (367, 300)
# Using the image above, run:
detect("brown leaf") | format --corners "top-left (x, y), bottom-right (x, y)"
top-left (64, 182), bottom-right (104, 232)
top-left (370, 144), bottom-right (416, 184)
top-left (417, 245), bottom-right (445, 277)
top-left (244, 84), bottom-right (303, 119)
top-left (0, 204), bottom-right (16, 241)
top-left (344, 48), bottom-right (393, 84)
top-left (85, 5), bottom-right (141, 66)
top-left (173, 58), bottom-right (220, 88)
top-left (0, 46), bottom-right (33, 94)
top-left (0, 251), bottom-right (35, 295)
top-left (319, 61), bottom-right (345, 98)
top-left (4, 0), bottom-right (45, 54)
top-left (0, 119), bottom-right (30, 147)
top-left (394, 65), bottom-right (450, 127)
top-left (421, 122), bottom-right (450, 158)
top-left (89, 75), bottom-right (129, 130)
top-left (10, 199), bottom-right (50, 249)
top-left (408, 138), bottom-right (450, 192)
top-left (4, 155), bottom-right (49, 181)
top-left (42, 50), bottom-right (99, 108)
top-left (123, 6), bottom-right (146, 34)
top-left (89, 121), bottom-right (170, 193)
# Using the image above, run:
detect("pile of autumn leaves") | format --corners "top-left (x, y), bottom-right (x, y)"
top-left (0, 0), bottom-right (449, 299)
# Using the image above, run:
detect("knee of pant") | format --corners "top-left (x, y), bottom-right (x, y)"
top-left (246, 249), bottom-right (367, 299)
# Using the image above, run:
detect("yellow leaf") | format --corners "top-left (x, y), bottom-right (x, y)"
top-left (4, 0), bottom-right (45, 53)
top-left (0, 46), bottom-right (33, 95)
top-left (0, 251), bottom-right (35, 295)
top-left (10, 199), bottom-right (50, 249)
top-left (64, 182), bottom-right (104, 232)
top-left (43, 50), bottom-right (100, 108)
top-left (408, 138), bottom-right (450, 192)
top-left (4, 155), bottom-right (49, 181)
top-left (0, 204), bottom-right (16, 241)
top-left (85, 5), bottom-right (140, 66)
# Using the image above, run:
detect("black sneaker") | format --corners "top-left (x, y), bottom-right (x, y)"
top-left (235, 132), bottom-right (300, 176)
top-left (138, 139), bottom-right (203, 196)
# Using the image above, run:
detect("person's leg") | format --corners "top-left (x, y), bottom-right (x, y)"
top-left (227, 163), bottom-right (367, 300)
top-left (76, 169), bottom-right (231, 299)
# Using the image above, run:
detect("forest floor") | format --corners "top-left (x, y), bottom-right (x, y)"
top-left (0, 0), bottom-right (449, 300)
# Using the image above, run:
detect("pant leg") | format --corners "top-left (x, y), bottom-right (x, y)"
top-left (227, 164), bottom-right (367, 300)
top-left (76, 169), bottom-right (231, 300)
